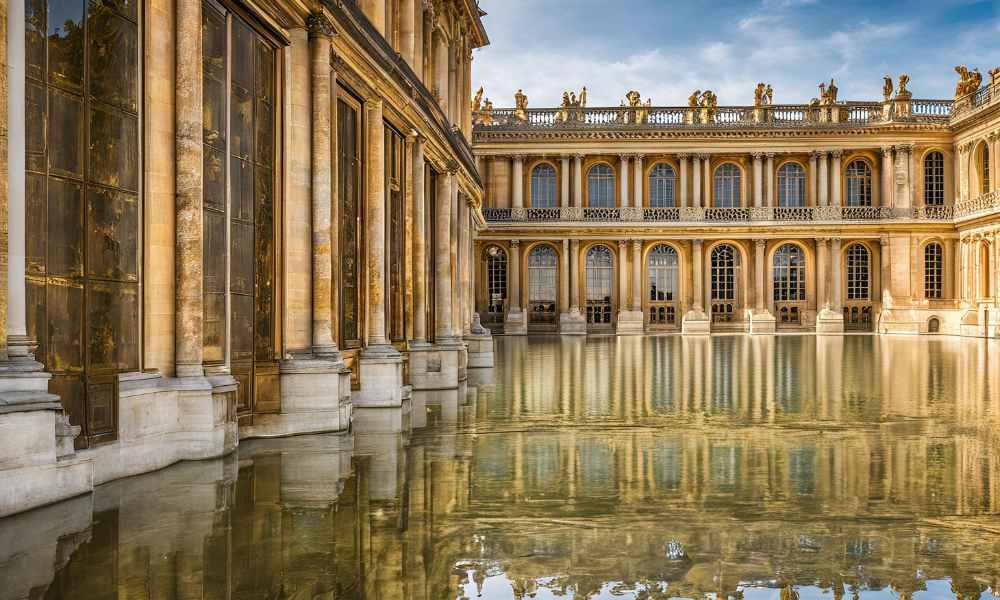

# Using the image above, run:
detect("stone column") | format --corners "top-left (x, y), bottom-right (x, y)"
top-left (678, 154), bottom-right (689, 208)
top-left (618, 240), bottom-right (629, 309)
top-left (879, 236), bottom-right (891, 306)
top-left (6, 0), bottom-right (28, 359)
top-left (631, 240), bottom-right (642, 311)
top-left (703, 155), bottom-right (712, 206)
top-left (435, 173), bottom-right (455, 341)
top-left (619, 155), bottom-right (630, 207)
top-left (830, 150), bottom-right (842, 207)
top-left (880, 146), bottom-right (893, 207)
top-left (450, 184), bottom-right (461, 338)
top-left (752, 153), bottom-right (763, 207)
top-left (808, 152), bottom-right (818, 206)
top-left (459, 196), bottom-right (470, 335)
top-left (364, 98), bottom-right (393, 351)
top-left (308, 14), bottom-right (339, 357)
top-left (508, 240), bottom-right (521, 313)
top-left (399, 0), bottom-right (416, 67)
top-left (765, 153), bottom-right (775, 207)
top-left (692, 239), bottom-right (704, 311)
top-left (560, 239), bottom-right (570, 310)
top-left (896, 144), bottom-right (913, 208)
top-left (573, 154), bottom-right (583, 207)
top-left (692, 155), bottom-right (702, 208)
top-left (433, 26), bottom-right (448, 110)
top-left (570, 239), bottom-right (581, 311)
top-left (175, 0), bottom-right (204, 378)
top-left (560, 155), bottom-right (570, 207)
top-left (633, 154), bottom-right (644, 208)
top-left (945, 237), bottom-right (957, 300)
top-left (511, 156), bottom-right (523, 208)
top-left (754, 239), bottom-right (766, 311)
top-left (411, 135), bottom-right (428, 345)
top-left (818, 151), bottom-right (829, 207)
top-left (816, 238), bottom-right (828, 309)
top-left (830, 238), bottom-right (843, 311)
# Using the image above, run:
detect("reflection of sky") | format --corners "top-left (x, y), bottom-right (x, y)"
top-left (47, 0), bottom-right (83, 36)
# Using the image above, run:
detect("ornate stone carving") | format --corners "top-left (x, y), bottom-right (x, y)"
top-left (954, 65), bottom-right (983, 99)
top-left (513, 89), bottom-right (529, 122)
top-left (306, 12), bottom-right (335, 38)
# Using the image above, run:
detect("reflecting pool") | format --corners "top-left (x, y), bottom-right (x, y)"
top-left (3, 335), bottom-right (1000, 600)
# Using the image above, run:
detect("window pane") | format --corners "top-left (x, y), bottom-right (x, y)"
top-left (923, 152), bottom-right (945, 206)
top-left (587, 164), bottom-right (614, 207)
top-left (924, 243), bottom-right (943, 299)
top-left (713, 163), bottom-right (741, 207)
top-left (778, 163), bottom-right (805, 207)
top-left (530, 164), bottom-right (557, 208)
top-left (649, 163), bottom-right (676, 207)
top-left (846, 160), bottom-right (872, 207)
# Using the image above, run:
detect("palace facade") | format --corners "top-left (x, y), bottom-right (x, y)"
top-left (0, 0), bottom-right (492, 516)
top-left (471, 73), bottom-right (1000, 337)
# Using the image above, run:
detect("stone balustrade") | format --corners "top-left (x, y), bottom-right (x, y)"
top-left (955, 190), bottom-right (1000, 219)
top-left (481, 205), bottom-right (955, 225)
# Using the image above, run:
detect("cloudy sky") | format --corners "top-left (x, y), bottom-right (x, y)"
top-left (471, 0), bottom-right (1000, 108)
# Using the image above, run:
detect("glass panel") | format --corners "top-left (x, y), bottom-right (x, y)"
top-left (86, 281), bottom-right (139, 372)
top-left (47, 178), bottom-right (84, 278)
top-left (48, 88), bottom-right (85, 179)
top-left (772, 244), bottom-right (806, 301)
top-left (846, 245), bottom-right (871, 300)
top-left (87, 2), bottom-right (138, 112)
top-left (86, 187), bottom-right (138, 281)
top-left (26, 174), bottom-right (47, 276)
top-left (530, 164), bottom-right (557, 208)
top-left (778, 163), bottom-right (805, 207)
top-left (338, 99), bottom-right (361, 346)
top-left (587, 164), bottom-right (614, 208)
top-left (47, 0), bottom-right (85, 91)
top-left (26, 81), bottom-right (47, 173)
top-left (923, 152), bottom-right (945, 206)
top-left (45, 280), bottom-right (84, 372)
top-left (202, 5), bottom-right (227, 148)
top-left (713, 163), bottom-right (741, 207)
top-left (25, 0), bottom-right (46, 82)
top-left (649, 163), bottom-right (675, 208)
top-left (528, 246), bottom-right (557, 302)
top-left (924, 243), bottom-right (943, 299)
top-left (846, 161), bottom-right (872, 207)
top-left (254, 167), bottom-right (275, 361)
top-left (647, 244), bottom-right (677, 301)
top-left (89, 106), bottom-right (139, 192)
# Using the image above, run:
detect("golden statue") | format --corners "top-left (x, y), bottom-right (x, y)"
top-left (813, 78), bottom-right (839, 106)
top-left (579, 86), bottom-right (587, 108)
top-left (625, 89), bottom-right (642, 107)
top-left (471, 86), bottom-right (483, 112)
top-left (687, 90), bottom-right (701, 108)
top-left (479, 98), bottom-right (493, 125)
top-left (513, 88), bottom-right (528, 122)
top-left (882, 75), bottom-right (893, 102)
top-left (955, 66), bottom-right (984, 99)
top-left (765, 84), bottom-right (773, 105)
top-left (896, 73), bottom-right (911, 100)
top-left (753, 82), bottom-right (766, 107)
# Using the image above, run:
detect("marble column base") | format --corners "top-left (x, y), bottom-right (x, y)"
top-left (241, 354), bottom-right (352, 439)
top-left (682, 309), bottom-right (711, 334)
top-left (749, 309), bottom-right (777, 334)
top-left (559, 309), bottom-right (587, 335)
top-left (816, 308), bottom-right (845, 334)
top-left (410, 342), bottom-right (462, 390)
top-left (357, 348), bottom-right (405, 407)
top-left (616, 310), bottom-right (645, 335)
top-left (503, 309), bottom-right (528, 335)
top-left (464, 334), bottom-right (495, 368)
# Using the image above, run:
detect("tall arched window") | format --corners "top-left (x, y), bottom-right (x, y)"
top-left (979, 143), bottom-right (991, 196)
top-left (710, 244), bottom-right (740, 321)
top-left (713, 163), bottom-right (742, 207)
top-left (923, 151), bottom-right (945, 206)
top-left (528, 245), bottom-right (558, 326)
top-left (924, 243), bottom-right (943, 299)
top-left (585, 245), bottom-right (614, 325)
top-left (587, 164), bottom-right (615, 207)
top-left (773, 243), bottom-right (806, 325)
top-left (530, 163), bottom-right (557, 208)
top-left (777, 163), bottom-right (805, 207)
top-left (649, 163), bottom-right (676, 207)
top-left (845, 160), bottom-right (872, 206)
top-left (846, 244), bottom-right (871, 301)
top-left (485, 246), bottom-right (507, 323)
top-left (648, 244), bottom-right (678, 325)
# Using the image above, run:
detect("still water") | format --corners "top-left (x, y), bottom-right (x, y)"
top-left (3, 335), bottom-right (1000, 600)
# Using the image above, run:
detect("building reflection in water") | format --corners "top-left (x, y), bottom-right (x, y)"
top-left (3, 336), bottom-right (1000, 600)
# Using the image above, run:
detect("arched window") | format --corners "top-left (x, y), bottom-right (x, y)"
top-left (587, 163), bottom-right (615, 207)
top-left (648, 244), bottom-right (678, 325)
top-left (485, 246), bottom-right (507, 322)
top-left (845, 160), bottom-right (872, 207)
top-left (924, 243), bottom-right (943, 299)
top-left (528, 245), bottom-right (558, 325)
top-left (710, 244), bottom-right (740, 321)
top-left (586, 245), bottom-right (614, 324)
top-left (773, 244), bottom-right (806, 301)
top-left (979, 143), bottom-right (991, 196)
top-left (713, 163), bottom-right (742, 207)
top-left (530, 163), bottom-right (557, 208)
top-left (923, 151), bottom-right (945, 206)
top-left (846, 244), bottom-right (871, 301)
top-left (649, 163), bottom-right (676, 207)
top-left (777, 163), bottom-right (805, 207)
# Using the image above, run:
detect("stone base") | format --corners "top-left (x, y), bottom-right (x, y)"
top-left (816, 308), bottom-right (845, 334)
top-left (682, 309), bottom-right (711, 334)
top-left (503, 309), bottom-right (528, 335)
top-left (749, 309), bottom-right (776, 334)
top-left (409, 342), bottom-right (462, 390)
top-left (464, 334), bottom-right (495, 368)
top-left (559, 310), bottom-right (587, 335)
top-left (357, 347), bottom-right (404, 407)
top-left (240, 354), bottom-right (352, 439)
top-left (458, 342), bottom-right (469, 382)
top-left (616, 310), bottom-right (645, 335)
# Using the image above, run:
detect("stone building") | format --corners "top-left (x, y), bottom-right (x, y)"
top-left (471, 72), bottom-right (1000, 338)
top-left (0, 0), bottom-right (491, 516)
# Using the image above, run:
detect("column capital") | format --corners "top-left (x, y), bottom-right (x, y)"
top-left (510, 239), bottom-right (520, 248)
top-left (560, 154), bottom-right (570, 161)
top-left (880, 145), bottom-right (894, 156)
top-left (633, 153), bottom-right (645, 160)
top-left (306, 11), bottom-right (336, 38)
top-left (692, 238), bottom-right (704, 246)
top-left (751, 152), bottom-right (764, 160)
top-left (816, 236), bottom-right (831, 243)
top-left (830, 149), bottom-right (843, 158)
top-left (364, 96), bottom-right (383, 110)
top-left (897, 143), bottom-right (914, 153)
top-left (676, 153), bottom-right (691, 160)
top-left (696, 153), bottom-right (711, 161)
top-left (573, 153), bottom-right (584, 160)
top-left (754, 238), bottom-right (768, 249)
top-left (879, 235), bottom-right (890, 247)
top-left (618, 153), bottom-right (631, 162)
top-left (618, 239), bottom-right (627, 250)
top-left (512, 155), bottom-right (524, 164)
top-left (765, 152), bottom-right (776, 159)
top-left (808, 151), bottom-right (821, 160)
top-left (631, 239), bottom-right (642, 251)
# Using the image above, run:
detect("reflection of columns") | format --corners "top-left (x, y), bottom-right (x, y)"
top-left (619, 155), bottom-right (630, 207)
top-left (692, 239), bottom-right (704, 311)
top-left (411, 136), bottom-right (427, 344)
top-left (830, 150), bottom-right (842, 207)
top-left (881, 146), bottom-right (895, 207)
top-left (365, 99), bottom-right (389, 348)
top-left (633, 154), bottom-right (644, 208)
top-left (692, 155), bottom-right (702, 208)
top-left (508, 240), bottom-right (521, 313)
top-left (560, 239), bottom-right (570, 311)
top-left (808, 152), bottom-right (818, 206)
top-left (752, 153), bottom-right (763, 207)
top-left (818, 151), bottom-right (829, 206)
top-left (560, 155), bottom-right (570, 207)
top-left (572, 154), bottom-right (583, 207)
top-left (435, 173), bottom-right (454, 340)
top-left (6, 0), bottom-right (28, 359)
top-left (817, 238), bottom-right (829, 309)
top-left (569, 239), bottom-right (580, 311)
top-left (765, 153), bottom-right (775, 207)
top-left (631, 240), bottom-right (642, 311)
top-left (754, 239), bottom-right (766, 311)
top-left (308, 14), bottom-right (338, 356)
top-left (830, 238), bottom-right (843, 311)
top-left (678, 154), bottom-right (689, 208)
top-left (618, 240), bottom-right (629, 310)
top-left (175, 0), bottom-right (204, 377)
top-left (511, 156), bottom-right (523, 208)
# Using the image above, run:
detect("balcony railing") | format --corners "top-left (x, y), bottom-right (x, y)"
top-left (481, 205), bottom-right (955, 224)
top-left (955, 191), bottom-right (1000, 219)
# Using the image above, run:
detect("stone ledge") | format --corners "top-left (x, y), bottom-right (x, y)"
top-left (0, 390), bottom-right (62, 414)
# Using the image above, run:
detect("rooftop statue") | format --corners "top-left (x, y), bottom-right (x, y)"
top-left (688, 90), bottom-right (701, 108)
top-left (765, 84), bottom-right (773, 105)
top-left (514, 88), bottom-right (528, 122)
top-left (625, 89), bottom-right (642, 108)
top-left (753, 82), bottom-right (774, 107)
top-left (895, 73), bottom-right (911, 100)
top-left (882, 76), bottom-right (893, 102)
top-left (954, 65), bottom-right (982, 99)
top-left (810, 78), bottom-right (839, 107)
top-left (556, 86), bottom-right (588, 123)
top-left (471, 86), bottom-right (483, 112)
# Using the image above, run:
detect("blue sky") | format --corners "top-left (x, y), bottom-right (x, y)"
top-left (471, 0), bottom-right (1000, 107)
